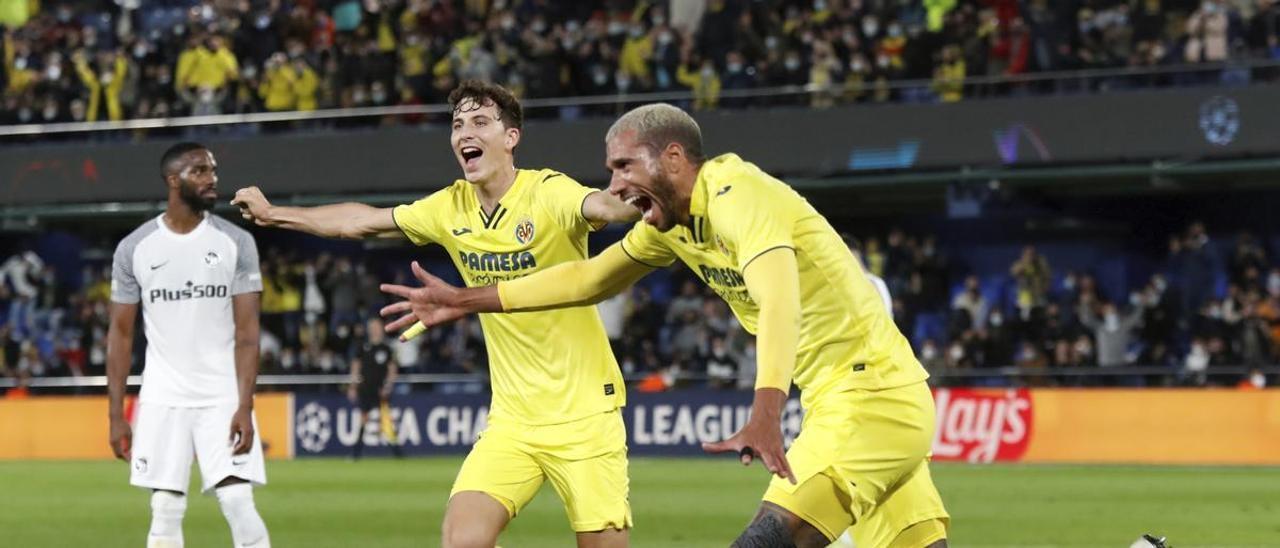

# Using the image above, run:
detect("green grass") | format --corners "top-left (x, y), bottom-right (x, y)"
top-left (1, 458), bottom-right (1278, 547)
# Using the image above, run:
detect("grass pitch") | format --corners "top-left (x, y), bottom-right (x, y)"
top-left (2, 458), bottom-right (1277, 547)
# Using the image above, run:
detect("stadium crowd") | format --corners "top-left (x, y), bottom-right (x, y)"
top-left (0, 219), bottom-right (1275, 394)
top-left (4, 0), bottom-right (1280, 128)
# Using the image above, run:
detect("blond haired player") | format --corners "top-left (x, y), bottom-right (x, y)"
top-left (379, 104), bottom-right (950, 548)
top-left (232, 81), bottom-right (638, 548)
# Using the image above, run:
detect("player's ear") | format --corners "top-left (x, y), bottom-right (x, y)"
top-left (661, 142), bottom-right (685, 174)
top-left (505, 127), bottom-right (520, 151)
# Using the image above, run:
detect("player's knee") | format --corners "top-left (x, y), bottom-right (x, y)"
top-left (442, 518), bottom-right (501, 548)
top-left (215, 483), bottom-right (269, 548)
top-left (731, 513), bottom-right (798, 548)
top-left (148, 490), bottom-right (186, 547)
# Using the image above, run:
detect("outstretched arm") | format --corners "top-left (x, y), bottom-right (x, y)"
top-left (379, 242), bottom-right (653, 332)
top-left (231, 186), bottom-right (404, 240)
top-left (702, 246), bottom-right (800, 484)
top-left (581, 191), bottom-right (641, 224)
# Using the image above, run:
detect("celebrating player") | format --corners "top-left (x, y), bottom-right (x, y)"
top-left (107, 142), bottom-right (271, 548)
top-left (379, 104), bottom-right (951, 548)
top-left (231, 81), bottom-right (638, 548)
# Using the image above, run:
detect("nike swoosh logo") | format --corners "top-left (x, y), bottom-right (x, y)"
top-left (150, 262), bottom-right (169, 270)
top-left (716, 185), bottom-right (732, 196)
top-left (451, 228), bottom-right (472, 236)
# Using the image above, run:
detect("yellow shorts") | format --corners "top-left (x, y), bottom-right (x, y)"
top-left (450, 409), bottom-right (632, 532)
top-left (762, 381), bottom-right (949, 547)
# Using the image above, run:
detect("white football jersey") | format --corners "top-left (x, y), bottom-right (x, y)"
top-left (111, 213), bottom-right (262, 407)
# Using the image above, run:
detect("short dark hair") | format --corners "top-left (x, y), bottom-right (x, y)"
top-left (448, 80), bottom-right (523, 130)
top-left (160, 142), bottom-right (208, 179)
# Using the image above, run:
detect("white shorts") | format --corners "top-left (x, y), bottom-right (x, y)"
top-left (130, 401), bottom-right (267, 494)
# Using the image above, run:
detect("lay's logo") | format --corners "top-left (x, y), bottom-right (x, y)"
top-left (514, 218), bottom-right (535, 245)
top-left (931, 388), bottom-right (1032, 463)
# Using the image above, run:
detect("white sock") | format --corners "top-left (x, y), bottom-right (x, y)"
top-left (215, 483), bottom-right (270, 548)
top-left (148, 490), bottom-right (186, 548)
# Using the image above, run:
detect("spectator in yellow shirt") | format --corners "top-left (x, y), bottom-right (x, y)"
top-left (291, 58), bottom-right (319, 111)
top-left (676, 54), bottom-right (720, 111)
top-left (175, 34), bottom-right (239, 106)
top-left (258, 53), bottom-right (296, 112)
top-left (72, 49), bottom-right (128, 121)
top-left (619, 24), bottom-right (654, 88)
top-left (931, 45), bottom-right (965, 103)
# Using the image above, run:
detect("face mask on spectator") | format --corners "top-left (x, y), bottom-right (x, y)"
top-left (658, 32), bottom-right (674, 46)
top-left (863, 20), bottom-right (879, 37)
top-left (800, 31), bottom-right (814, 45)
top-left (785, 57), bottom-right (800, 70)
top-left (1202, 2), bottom-right (1217, 14)
top-left (850, 59), bottom-right (865, 72)
top-left (42, 104), bottom-right (58, 119)
top-left (888, 24), bottom-right (902, 38)
top-left (990, 313), bottom-right (1003, 327)
top-left (17, 107), bottom-right (32, 122)
top-left (14, 57), bottom-right (27, 70)
top-left (531, 20), bottom-right (546, 33)
top-left (255, 13), bottom-right (272, 29)
top-left (57, 7), bottom-right (72, 23)
top-left (607, 21), bottom-right (625, 35)
top-left (701, 65), bottom-right (715, 78)
top-left (616, 74), bottom-right (631, 90)
top-left (629, 25), bottom-right (644, 39)
top-left (501, 16), bottom-right (516, 31)
top-left (371, 89), bottom-right (387, 103)
top-left (727, 62), bottom-right (743, 73)
top-left (920, 343), bottom-right (937, 361)
top-left (561, 37), bottom-right (576, 50)
top-left (948, 344), bottom-right (964, 361)
top-left (592, 68), bottom-right (608, 85)
top-left (566, 20), bottom-right (581, 34)
top-left (652, 15), bottom-right (665, 26)
top-left (100, 72), bottom-right (114, 85)
top-left (174, 24), bottom-right (186, 36)
top-left (133, 44), bottom-right (149, 58)
top-left (876, 55), bottom-right (890, 68)
top-left (45, 65), bottom-right (62, 80)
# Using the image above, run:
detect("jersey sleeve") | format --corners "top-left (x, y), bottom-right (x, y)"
top-left (232, 230), bottom-right (264, 295)
top-left (710, 181), bottom-right (797, 271)
top-left (534, 170), bottom-right (605, 233)
top-left (619, 221), bottom-right (678, 268)
top-left (110, 238), bottom-right (141, 304)
top-left (392, 188), bottom-right (450, 246)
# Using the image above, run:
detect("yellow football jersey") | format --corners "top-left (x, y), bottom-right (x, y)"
top-left (394, 169), bottom-right (625, 425)
top-left (620, 154), bottom-right (927, 408)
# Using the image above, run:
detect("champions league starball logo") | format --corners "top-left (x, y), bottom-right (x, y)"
top-left (1198, 95), bottom-right (1240, 146)
top-left (296, 402), bottom-right (332, 453)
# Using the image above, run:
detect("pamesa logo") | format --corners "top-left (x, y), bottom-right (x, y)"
top-left (296, 402), bottom-right (332, 453)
